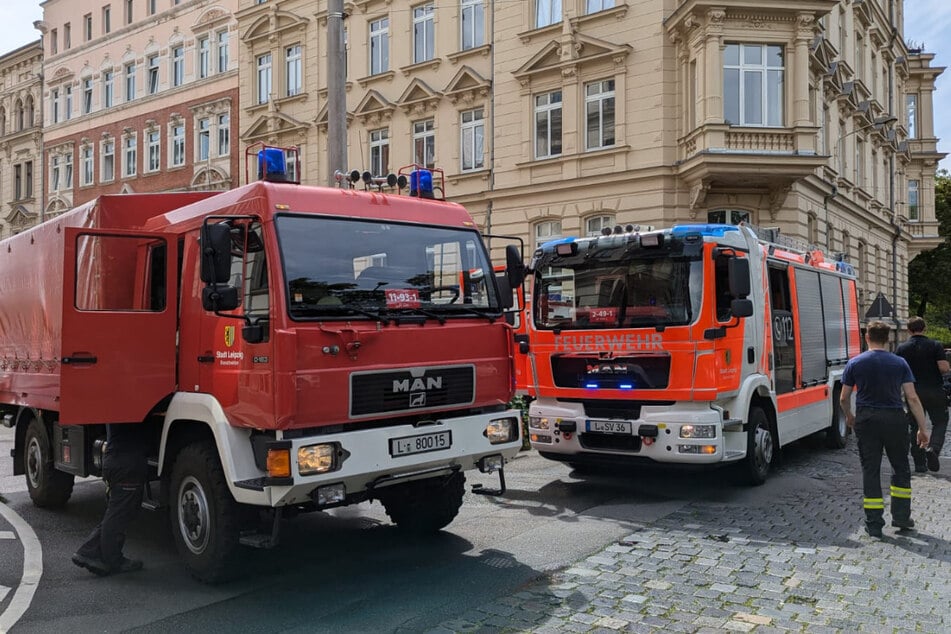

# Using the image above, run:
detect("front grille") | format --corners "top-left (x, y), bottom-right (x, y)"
top-left (579, 433), bottom-right (642, 452)
top-left (551, 355), bottom-right (670, 389)
top-left (350, 365), bottom-right (475, 417)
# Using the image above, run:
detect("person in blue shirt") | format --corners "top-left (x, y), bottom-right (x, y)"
top-left (840, 321), bottom-right (929, 538)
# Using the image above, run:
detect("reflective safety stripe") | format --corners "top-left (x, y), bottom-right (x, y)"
top-left (890, 485), bottom-right (912, 499)
top-left (863, 497), bottom-right (885, 509)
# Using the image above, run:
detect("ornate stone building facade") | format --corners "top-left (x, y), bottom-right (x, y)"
top-left (0, 41), bottom-right (43, 239)
top-left (231, 0), bottom-right (942, 323)
top-left (36, 0), bottom-right (240, 217)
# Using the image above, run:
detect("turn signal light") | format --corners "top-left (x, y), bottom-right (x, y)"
top-left (267, 448), bottom-right (292, 478)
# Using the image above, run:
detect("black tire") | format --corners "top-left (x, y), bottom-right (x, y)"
top-left (23, 416), bottom-right (74, 508)
top-left (742, 406), bottom-right (775, 486)
top-left (826, 384), bottom-right (848, 449)
top-left (380, 472), bottom-right (465, 533)
top-left (169, 442), bottom-right (241, 583)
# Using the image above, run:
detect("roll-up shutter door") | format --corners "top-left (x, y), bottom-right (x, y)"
top-left (821, 274), bottom-right (847, 369)
top-left (842, 278), bottom-right (860, 358)
top-left (794, 268), bottom-right (827, 385)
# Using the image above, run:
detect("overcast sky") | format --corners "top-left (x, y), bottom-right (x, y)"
top-left (1, 0), bottom-right (948, 169)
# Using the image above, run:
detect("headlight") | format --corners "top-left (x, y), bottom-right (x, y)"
top-left (298, 444), bottom-right (337, 475)
top-left (529, 416), bottom-right (550, 430)
top-left (485, 417), bottom-right (518, 444)
top-left (680, 424), bottom-right (716, 439)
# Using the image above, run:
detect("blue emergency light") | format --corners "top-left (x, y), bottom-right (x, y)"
top-left (258, 148), bottom-right (288, 182)
top-left (409, 169), bottom-right (434, 198)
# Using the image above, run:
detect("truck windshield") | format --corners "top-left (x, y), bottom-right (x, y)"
top-left (275, 215), bottom-right (501, 320)
top-left (534, 256), bottom-right (702, 330)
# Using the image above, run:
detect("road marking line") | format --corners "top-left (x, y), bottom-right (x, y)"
top-left (0, 501), bottom-right (42, 634)
top-left (0, 532), bottom-right (15, 540)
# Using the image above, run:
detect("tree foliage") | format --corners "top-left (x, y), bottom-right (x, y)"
top-left (908, 169), bottom-right (951, 343)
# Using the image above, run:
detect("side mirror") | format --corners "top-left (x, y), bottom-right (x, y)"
top-left (496, 274), bottom-right (514, 309)
top-left (200, 222), bottom-right (233, 284)
top-left (505, 244), bottom-right (525, 288)
top-left (728, 257), bottom-right (751, 298)
top-left (731, 298), bottom-right (753, 318)
top-left (202, 286), bottom-right (240, 312)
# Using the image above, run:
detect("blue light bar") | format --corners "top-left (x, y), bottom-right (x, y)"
top-left (258, 148), bottom-right (288, 182)
top-left (539, 236), bottom-right (577, 252)
top-left (670, 224), bottom-right (741, 238)
top-left (619, 384), bottom-right (633, 389)
top-left (585, 382), bottom-right (599, 389)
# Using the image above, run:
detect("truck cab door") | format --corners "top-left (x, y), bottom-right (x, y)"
top-left (60, 228), bottom-right (179, 424)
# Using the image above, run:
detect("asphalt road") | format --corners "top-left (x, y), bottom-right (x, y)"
top-left (0, 427), bottom-right (843, 633)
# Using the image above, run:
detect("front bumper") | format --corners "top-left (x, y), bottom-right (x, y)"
top-left (239, 409), bottom-right (522, 507)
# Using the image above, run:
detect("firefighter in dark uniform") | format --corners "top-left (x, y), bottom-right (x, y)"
top-left (896, 316), bottom-right (950, 472)
top-left (840, 321), bottom-right (929, 538)
top-left (72, 422), bottom-right (148, 575)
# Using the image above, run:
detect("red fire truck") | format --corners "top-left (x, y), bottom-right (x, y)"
top-left (0, 149), bottom-right (525, 581)
top-left (520, 223), bottom-right (860, 484)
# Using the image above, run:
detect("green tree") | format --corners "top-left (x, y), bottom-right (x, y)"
top-left (908, 169), bottom-right (951, 342)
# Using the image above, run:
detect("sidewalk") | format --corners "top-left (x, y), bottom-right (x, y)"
top-left (428, 442), bottom-right (951, 633)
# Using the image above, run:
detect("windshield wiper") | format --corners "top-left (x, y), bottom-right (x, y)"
top-left (294, 303), bottom-right (391, 325)
top-left (437, 305), bottom-right (500, 323)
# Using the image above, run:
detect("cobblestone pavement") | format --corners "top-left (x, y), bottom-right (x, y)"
top-left (429, 441), bottom-right (951, 634)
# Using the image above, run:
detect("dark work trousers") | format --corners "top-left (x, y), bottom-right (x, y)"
top-left (907, 387), bottom-right (949, 467)
top-left (76, 448), bottom-right (147, 569)
top-left (856, 407), bottom-right (912, 529)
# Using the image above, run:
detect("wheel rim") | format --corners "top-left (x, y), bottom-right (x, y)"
top-left (835, 406), bottom-right (847, 438)
top-left (178, 476), bottom-right (211, 555)
top-left (26, 436), bottom-right (43, 489)
top-left (753, 422), bottom-right (773, 473)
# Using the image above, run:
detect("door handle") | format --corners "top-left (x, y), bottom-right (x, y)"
top-left (197, 355), bottom-right (215, 363)
top-left (62, 355), bottom-right (98, 365)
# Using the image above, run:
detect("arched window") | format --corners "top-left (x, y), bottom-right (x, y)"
top-left (24, 95), bottom-right (34, 128)
top-left (0, 107), bottom-right (6, 136)
top-left (15, 99), bottom-right (24, 131)
top-left (585, 215), bottom-right (614, 237)
top-left (534, 219), bottom-right (562, 250)
top-left (857, 240), bottom-right (866, 283)
top-left (806, 212), bottom-right (817, 245)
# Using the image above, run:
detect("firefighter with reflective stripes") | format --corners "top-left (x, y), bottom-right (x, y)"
top-left (840, 321), bottom-right (930, 538)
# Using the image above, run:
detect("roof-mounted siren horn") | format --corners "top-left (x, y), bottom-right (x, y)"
top-left (245, 142), bottom-right (301, 184)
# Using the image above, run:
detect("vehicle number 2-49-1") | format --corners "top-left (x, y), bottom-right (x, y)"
top-left (390, 430), bottom-right (452, 457)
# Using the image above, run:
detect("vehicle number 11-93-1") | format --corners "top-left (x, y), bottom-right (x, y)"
top-left (389, 430), bottom-right (453, 457)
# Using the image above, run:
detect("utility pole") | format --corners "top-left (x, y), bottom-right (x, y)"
top-left (327, 0), bottom-right (347, 186)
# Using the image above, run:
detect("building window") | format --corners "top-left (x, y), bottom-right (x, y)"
top-left (369, 128), bottom-right (390, 177)
top-left (51, 88), bottom-right (60, 124)
top-left (50, 28), bottom-right (58, 55)
top-left (461, 0), bottom-right (484, 50)
top-left (147, 55), bottom-right (159, 94)
top-left (148, 0), bottom-right (156, 15)
top-left (413, 119), bottom-right (435, 168)
top-left (103, 70), bottom-right (114, 108)
top-left (14, 164), bottom-right (22, 199)
top-left (125, 0), bottom-right (134, 24)
top-left (103, 5), bottom-right (112, 34)
top-left (50, 155), bottom-right (61, 192)
top-left (413, 4), bottom-right (435, 64)
top-left (64, 23), bottom-right (71, 50)
top-left (286, 44), bottom-right (302, 96)
top-left (908, 179), bottom-right (920, 220)
top-left (585, 215), bottom-right (615, 236)
top-left (84, 13), bottom-right (93, 41)
top-left (102, 139), bottom-right (115, 181)
top-left (535, 0), bottom-right (562, 28)
top-left (64, 152), bottom-right (73, 188)
top-left (257, 53), bottom-right (272, 104)
top-left (198, 37), bottom-right (210, 79)
top-left (461, 108), bottom-right (484, 171)
top-left (171, 46), bottom-right (184, 87)
top-left (708, 209), bottom-right (751, 225)
top-left (81, 146), bottom-right (94, 186)
top-left (370, 18), bottom-right (389, 75)
top-left (125, 63), bottom-right (136, 101)
top-left (723, 43), bottom-right (784, 127)
top-left (82, 78), bottom-right (93, 113)
top-left (123, 135), bottom-right (137, 177)
top-left (171, 123), bottom-right (185, 166)
top-left (217, 113), bottom-right (230, 156)
top-left (586, 0), bottom-right (614, 13)
top-left (534, 90), bottom-right (562, 159)
top-left (217, 30), bottom-right (230, 73)
top-left (855, 137), bottom-right (864, 188)
top-left (585, 79), bottom-right (615, 150)
top-left (534, 220), bottom-right (562, 249)
top-left (64, 86), bottom-right (72, 120)
top-left (197, 117), bottom-right (210, 161)
top-left (147, 130), bottom-right (160, 172)
top-left (906, 94), bottom-right (917, 139)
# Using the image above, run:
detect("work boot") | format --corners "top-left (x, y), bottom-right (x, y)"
top-left (891, 518), bottom-right (916, 531)
top-left (111, 557), bottom-right (144, 574)
top-left (914, 463), bottom-right (928, 473)
top-left (71, 553), bottom-right (111, 576)
top-left (865, 524), bottom-right (883, 538)
top-left (926, 448), bottom-right (940, 472)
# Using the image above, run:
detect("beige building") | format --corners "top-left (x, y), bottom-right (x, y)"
top-left (36, 0), bottom-right (240, 217)
top-left (0, 41), bottom-right (43, 239)
top-left (236, 0), bottom-right (943, 323)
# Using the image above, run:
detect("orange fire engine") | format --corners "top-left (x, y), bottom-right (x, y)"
top-left (0, 148), bottom-right (525, 580)
top-left (520, 223), bottom-right (860, 484)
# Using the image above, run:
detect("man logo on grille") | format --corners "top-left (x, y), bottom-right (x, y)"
top-left (409, 392), bottom-right (426, 407)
